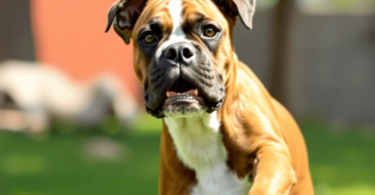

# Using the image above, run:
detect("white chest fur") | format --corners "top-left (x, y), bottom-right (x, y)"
top-left (164, 112), bottom-right (252, 195)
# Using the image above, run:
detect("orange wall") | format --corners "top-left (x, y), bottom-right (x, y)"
top-left (31, 0), bottom-right (140, 100)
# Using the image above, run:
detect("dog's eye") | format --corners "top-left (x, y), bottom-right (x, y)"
top-left (203, 25), bottom-right (219, 38)
top-left (142, 31), bottom-right (156, 44)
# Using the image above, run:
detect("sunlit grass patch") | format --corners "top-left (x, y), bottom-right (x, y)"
top-left (315, 183), bottom-right (375, 195)
top-left (2, 154), bottom-right (46, 176)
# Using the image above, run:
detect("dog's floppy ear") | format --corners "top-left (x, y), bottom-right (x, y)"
top-left (105, 0), bottom-right (147, 45)
top-left (214, 0), bottom-right (257, 29)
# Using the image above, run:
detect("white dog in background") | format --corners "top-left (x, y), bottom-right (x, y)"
top-left (0, 60), bottom-right (138, 133)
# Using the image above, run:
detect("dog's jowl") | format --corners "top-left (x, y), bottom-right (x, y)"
top-left (106, 0), bottom-right (314, 194)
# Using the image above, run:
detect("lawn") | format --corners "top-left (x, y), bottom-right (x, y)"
top-left (0, 114), bottom-right (374, 195)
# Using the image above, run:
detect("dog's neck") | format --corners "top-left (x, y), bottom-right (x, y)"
top-left (164, 112), bottom-right (224, 170)
top-left (164, 111), bottom-right (252, 195)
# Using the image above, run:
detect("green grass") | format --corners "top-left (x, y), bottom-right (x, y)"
top-left (0, 114), bottom-right (374, 195)
top-left (301, 119), bottom-right (375, 195)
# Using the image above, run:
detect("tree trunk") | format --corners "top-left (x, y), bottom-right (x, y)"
top-left (268, 0), bottom-right (296, 108)
top-left (0, 0), bottom-right (36, 62)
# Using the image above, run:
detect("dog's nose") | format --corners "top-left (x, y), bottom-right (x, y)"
top-left (164, 43), bottom-right (195, 64)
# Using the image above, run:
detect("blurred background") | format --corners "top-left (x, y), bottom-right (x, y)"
top-left (0, 0), bottom-right (374, 194)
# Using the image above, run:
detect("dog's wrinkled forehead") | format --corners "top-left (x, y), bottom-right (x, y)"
top-left (133, 0), bottom-right (228, 39)
top-left (106, 0), bottom-right (256, 45)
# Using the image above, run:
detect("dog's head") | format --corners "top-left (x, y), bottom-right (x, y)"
top-left (106, 0), bottom-right (256, 118)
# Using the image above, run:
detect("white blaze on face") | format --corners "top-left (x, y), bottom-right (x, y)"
top-left (168, 0), bottom-right (185, 40)
top-left (156, 0), bottom-right (187, 61)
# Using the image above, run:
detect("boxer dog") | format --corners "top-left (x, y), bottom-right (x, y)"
top-left (106, 0), bottom-right (314, 194)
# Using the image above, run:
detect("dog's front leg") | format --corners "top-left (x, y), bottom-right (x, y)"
top-left (249, 145), bottom-right (297, 195)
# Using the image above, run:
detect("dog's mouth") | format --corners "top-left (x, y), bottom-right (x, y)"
top-left (164, 79), bottom-right (204, 106)
top-left (162, 79), bottom-right (205, 118)
top-left (160, 78), bottom-right (221, 118)
top-left (146, 77), bottom-right (225, 118)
